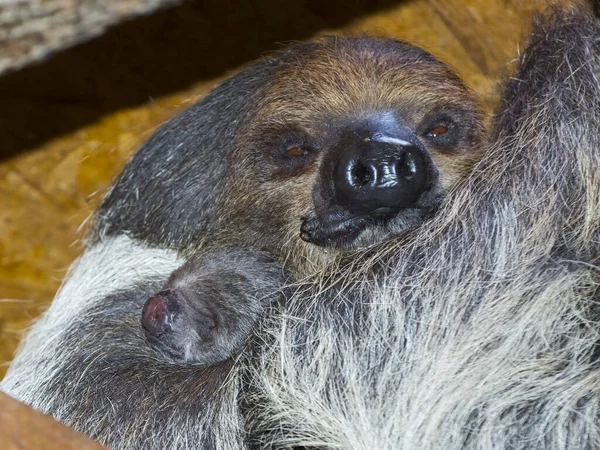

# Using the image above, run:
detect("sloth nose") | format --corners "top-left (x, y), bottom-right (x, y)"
top-left (142, 291), bottom-right (177, 338)
top-left (334, 141), bottom-right (428, 215)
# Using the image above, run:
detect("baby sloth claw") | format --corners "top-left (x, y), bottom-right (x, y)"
top-left (141, 250), bottom-right (285, 365)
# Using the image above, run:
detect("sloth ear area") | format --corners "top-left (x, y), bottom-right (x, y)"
top-left (92, 58), bottom-right (279, 247)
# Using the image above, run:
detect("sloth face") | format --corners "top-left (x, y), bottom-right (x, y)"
top-left (216, 36), bottom-right (485, 255)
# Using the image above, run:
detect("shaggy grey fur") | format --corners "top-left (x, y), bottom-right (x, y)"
top-left (243, 7), bottom-right (600, 449)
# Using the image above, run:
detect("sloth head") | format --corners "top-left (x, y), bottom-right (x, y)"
top-left (95, 36), bottom-right (485, 273)
top-left (215, 36), bottom-right (485, 262)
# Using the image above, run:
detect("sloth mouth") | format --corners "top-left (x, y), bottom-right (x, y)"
top-left (300, 206), bottom-right (423, 248)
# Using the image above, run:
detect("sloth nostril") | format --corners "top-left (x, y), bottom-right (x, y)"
top-left (352, 163), bottom-right (372, 186)
top-left (397, 151), bottom-right (417, 180)
top-left (334, 142), bottom-right (428, 215)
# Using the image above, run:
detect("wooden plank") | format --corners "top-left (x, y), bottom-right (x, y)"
top-left (0, 0), bottom-right (183, 75)
top-left (0, 392), bottom-right (105, 449)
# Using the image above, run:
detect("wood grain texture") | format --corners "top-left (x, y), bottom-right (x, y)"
top-left (0, 0), bottom-right (184, 75)
top-left (0, 0), bottom-right (571, 381)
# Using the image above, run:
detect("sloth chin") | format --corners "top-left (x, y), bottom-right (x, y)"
top-left (299, 199), bottom-right (441, 249)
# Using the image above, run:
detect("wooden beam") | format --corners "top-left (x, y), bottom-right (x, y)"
top-left (0, 392), bottom-right (105, 450)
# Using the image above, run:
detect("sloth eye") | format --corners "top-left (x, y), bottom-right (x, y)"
top-left (428, 125), bottom-right (448, 137)
top-left (285, 146), bottom-right (310, 157)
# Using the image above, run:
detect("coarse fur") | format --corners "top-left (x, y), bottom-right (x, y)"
top-left (2, 4), bottom-right (600, 450)
top-left (100, 31), bottom-right (485, 368)
top-left (2, 235), bottom-right (248, 448)
top-left (117, 30), bottom-right (484, 367)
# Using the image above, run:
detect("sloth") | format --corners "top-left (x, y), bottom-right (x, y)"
top-left (2, 3), bottom-right (600, 450)
top-left (140, 249), bottom-right (287, 365)
top-left (134, 37), bottom-right (484, 365)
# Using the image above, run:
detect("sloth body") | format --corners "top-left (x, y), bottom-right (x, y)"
top-left (3, 4), bottom-right (600, 450)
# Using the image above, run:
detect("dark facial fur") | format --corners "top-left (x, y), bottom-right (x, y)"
top-left (217, 38), bottom-right (484, 256)
top-left (4, 5), bottom-right (600, 450)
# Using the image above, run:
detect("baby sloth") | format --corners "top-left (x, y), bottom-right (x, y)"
top-left (142, 250), bottom-right (285, 364)
top-left (139, 35), bottom-right (486, 365)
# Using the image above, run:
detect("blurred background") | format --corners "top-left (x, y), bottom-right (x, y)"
top-left (0, 0), bottom-right (567, 378)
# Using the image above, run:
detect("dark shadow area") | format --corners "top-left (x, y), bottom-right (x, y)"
top-left (0, 0), bottom-right (404, 160)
